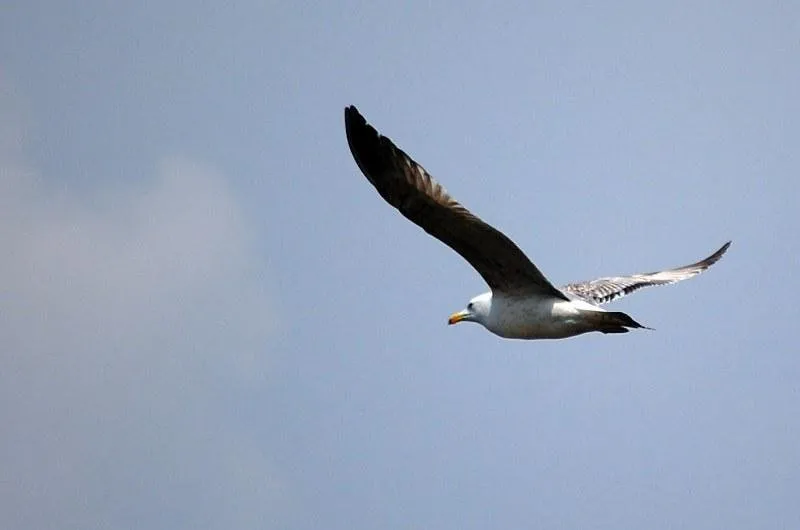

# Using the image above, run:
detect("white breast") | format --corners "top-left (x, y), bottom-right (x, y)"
top-left (486, 294), bottom-right (606, 339)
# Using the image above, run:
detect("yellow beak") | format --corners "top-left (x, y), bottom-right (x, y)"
top-left (448, 310), bottom-right (470, 325)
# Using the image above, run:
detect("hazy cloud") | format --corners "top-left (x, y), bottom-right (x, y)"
top-left (0, 93), bottom-right (282, 529)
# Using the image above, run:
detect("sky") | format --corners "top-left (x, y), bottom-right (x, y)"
top-left (1, 1), bottom-right (798, 529)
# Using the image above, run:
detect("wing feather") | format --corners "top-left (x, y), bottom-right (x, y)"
top-left (345, 106), bottom-right (566, 298)
top-left (563, 242), bottom-right (731, 305)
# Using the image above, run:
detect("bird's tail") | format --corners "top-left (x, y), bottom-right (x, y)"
top-left (583, 310), bottom-right (652, 334)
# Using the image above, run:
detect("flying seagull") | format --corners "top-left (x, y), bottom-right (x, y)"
top-left (344, 105), bottom-right (730, 340)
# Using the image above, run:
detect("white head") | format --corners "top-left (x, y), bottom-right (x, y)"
top-left (448, 292), bottom-right (492, 327)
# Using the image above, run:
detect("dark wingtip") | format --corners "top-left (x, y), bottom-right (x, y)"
top-left (344, 105), bottom-right (366, 135)
top-left (344, 106), bottom-right (397, 187)
top-left (704, 240), bottom-right (732, 266)
top-left (344, 104), bottom-right (360, 121)
top-left (343, 105), bottom-right (372, 164)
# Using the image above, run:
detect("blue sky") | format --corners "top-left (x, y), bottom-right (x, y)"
top-left (1, 1), bottom-right (798, 529)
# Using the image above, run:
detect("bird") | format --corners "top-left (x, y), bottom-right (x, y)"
top-left (344, 105), bottom-right (730, 340)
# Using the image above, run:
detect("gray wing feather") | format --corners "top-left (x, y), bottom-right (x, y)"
top-left (345, 106), bottom-right (567, 299)
top-left (563, 242), bottom-right (731, 305)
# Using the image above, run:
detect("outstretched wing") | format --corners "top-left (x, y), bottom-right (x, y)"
top-left (563, 242), bottom-right (731, 305)
top-left (345, 106), bottom-right (566, 299)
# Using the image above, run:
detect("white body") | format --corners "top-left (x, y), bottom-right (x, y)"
top-left (459, 291), bottom-right (615, 340)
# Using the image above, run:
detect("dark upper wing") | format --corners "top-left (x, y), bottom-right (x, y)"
top-left (345, 106), bottom-right (566, 299)
top-left (563, 241), bottom-right (731, 305)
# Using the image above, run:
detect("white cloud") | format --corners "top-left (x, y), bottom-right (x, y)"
top-left (0, 87), bottom-right (283, 529)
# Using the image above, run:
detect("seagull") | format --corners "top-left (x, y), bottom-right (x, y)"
top-left (344, 106), bottom-right (730, 340)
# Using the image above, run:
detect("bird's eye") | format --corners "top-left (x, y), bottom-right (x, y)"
top-left (467, 302), bottom-right (474, 310)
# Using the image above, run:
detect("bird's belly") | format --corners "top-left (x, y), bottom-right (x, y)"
top-left (494, 321), bottom-right (590, 340)
top-left (488, 298), bottom-right (597, 340)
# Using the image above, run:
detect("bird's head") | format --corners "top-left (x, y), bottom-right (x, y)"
top-left (448, 292), bottom-right (492, 327)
